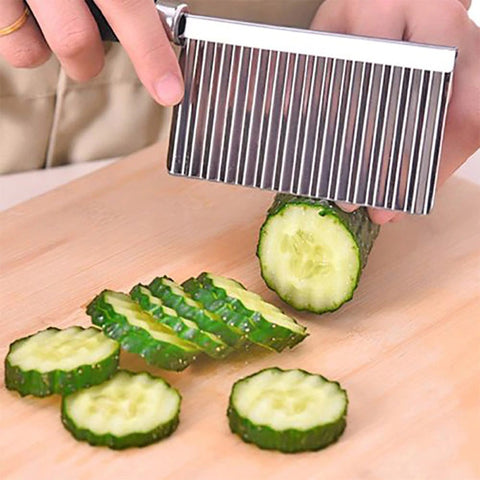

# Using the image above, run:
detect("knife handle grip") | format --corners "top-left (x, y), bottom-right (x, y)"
top-left (85, 1), bottom-right (189, 44)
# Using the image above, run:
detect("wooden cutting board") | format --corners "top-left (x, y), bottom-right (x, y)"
top-left (1, 142), bottom-right (479, 480)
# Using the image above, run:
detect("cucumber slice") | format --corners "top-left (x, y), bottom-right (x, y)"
top-left (257, 195), bottom-right (380, 313)
top-left (182, 277), bottom-right (257, 341)
top-left (87, 290), bottom-right (200, 371)
top-left (148, 276), bottom-right (244, 348)
top-left (4, 326), bottom-right (119, 397)
top-left (62, 370), bottom-right (181, 449)
top-left (228, 367), bottom-right (348, 453)
top-left (183, 273), bottom-right (307, 352)
top-left (130, 284), bottom-right (233, 359)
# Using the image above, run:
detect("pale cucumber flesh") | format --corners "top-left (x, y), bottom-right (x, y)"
top-left (104, 291), bottom-right (198, 352)
top-left (259, 205), bottom-right (360, 312)
top-left (7, 326), bottom-right (118, 373)
top-left (232, 368), bottom-right (346, 431)
top-left (228, 368), bottom-right (348, 452)
top-left (64, 371), bottom-right (180, 437)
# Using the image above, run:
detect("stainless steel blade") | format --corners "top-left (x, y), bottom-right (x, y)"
top-left (160, 5), bottom-right (456, 214)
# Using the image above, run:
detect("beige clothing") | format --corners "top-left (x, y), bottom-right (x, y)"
top-left (0, 0), bottom-right (323, 174)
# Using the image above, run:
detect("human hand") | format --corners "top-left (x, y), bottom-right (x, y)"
top-left (0, 0), bottom-right (183, 106)
top-left (312, 0), bottom-right (480, 224)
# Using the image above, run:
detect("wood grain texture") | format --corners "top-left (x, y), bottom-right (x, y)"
top-left (1, 142), bottom-right (479, 480)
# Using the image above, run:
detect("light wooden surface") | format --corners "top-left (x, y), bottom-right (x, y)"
top-left (1, 142), bottom-right (479, 480)
top-left (0, 149), bottom-right (479, 212)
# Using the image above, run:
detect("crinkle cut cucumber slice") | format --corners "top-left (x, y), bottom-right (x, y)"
top-left (257, 195), bottom-right (380, 313)
top-left (228, 367), bottom-right (348, 453)
top-left (130, 284), bottom-right (233, 359)
top-left (183, 273), bottom-right (307, 352)
top-left (148, 276), bottom-right (244, 348)
top-left (5, 326), bottom-right (119, 397)
top-left (62, 370), bottom-right (181, 449)
top-left (181, 277), bottom-right (257, 341)
top-left (86, 290), bottom-right (200, 371)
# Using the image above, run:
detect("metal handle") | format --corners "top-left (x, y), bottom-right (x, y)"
top-left (155, 1), bottom-right (189, 44)
top-left (85, 0), bottom-right (188, 44)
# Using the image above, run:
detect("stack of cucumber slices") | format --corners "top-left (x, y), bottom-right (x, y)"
top-left (5, 274), bottom-right (350, 452)
top-left (87, 274), bottom-right (308, 372)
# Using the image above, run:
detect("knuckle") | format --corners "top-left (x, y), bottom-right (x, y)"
top-left (364, 0), bottom-right (388, 8)
top-left (467, 106), bottom-right (480, 143)
top-left (452, 95), bottom-right (480, 147)
top-left (137, 41), bottom-right (173, 68)
top-left (98, 0), bottom-right (142, 13)
top-left (52, 25), bottom-right (97, 58)
top-left (443, 0), bottom-right (470, 30)
top-left (8, 44), bottom-right (50, 68)
top-left (364, 0), bottom-right (401, 16)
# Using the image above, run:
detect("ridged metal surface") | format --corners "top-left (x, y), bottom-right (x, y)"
top-left (168, 38), bottom-right (452, 214)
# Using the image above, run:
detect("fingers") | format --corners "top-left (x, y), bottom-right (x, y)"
top-left (403, 0), bottom-right (480, 187)
top-left (312, 0), bottom-right (407, 225)
top-left (310, 0), bottom-right (349, 34)
top-left (313, 0), bottom-right (479, 226)
top-left (0, 0), bottom-right (50, 68)
top-left (1, 0), bottom-right (183, 104)
top-left (27, 0), bottom-right (104, 81)
top-left (311, 0), bottom-right (406, 40)
top-left (367, 208), bottom-right (397, 224)
top-left (336, 202), bottom-right (359, 213)
top-left (95, 0), bottom-right (184, 106)
top-left (457, 0), bottom-right (471, 9)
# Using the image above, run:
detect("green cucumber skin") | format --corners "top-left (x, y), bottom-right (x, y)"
top-left (87, 291), bottom-right (196, 372)
top-left (130, 284), bottom-right (233, 359)
top-left (4, 327), bottom-right (119, 398)
top-left (148, 277), bottom-right (243, 348)
top-left (61, 370), bottom-right (180, 450)
top-left (181, 278), bottom-right (255, 336)
top-left (227, 367), bottom-right (348, 453)
top-left (257, 195), bottom-right (380, 314)
top-left (183, 275), bottom-right (307, 352)
top-left (228, 407), bottom-right (346, 453)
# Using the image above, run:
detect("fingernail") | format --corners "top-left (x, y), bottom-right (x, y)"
top-left (154, 72), bottom-right (184, 106)
top-left (336, 201), bottom-right (358, 213)
top-left (373, 211), bottom-right (397, 225)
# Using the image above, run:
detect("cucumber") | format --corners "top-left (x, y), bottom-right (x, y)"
top-left (4, 326), bottom-right (119, 397)
top-left (130, 284), bottom-right (233, 359)
top-left (257, 194), bottom-right (380, 313)
top-left (181, 277), bottom-right (257, 341)
top-left (87, 290), bottom-right (200, 371)
top-left (183, 273), bottom-right (307, 352)
top-left (148, 276), bottom-right (244, 348)
top-left (62, 370), bottom-right (181, 449)
top-left (228, 367), bottom-right (348, 453)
